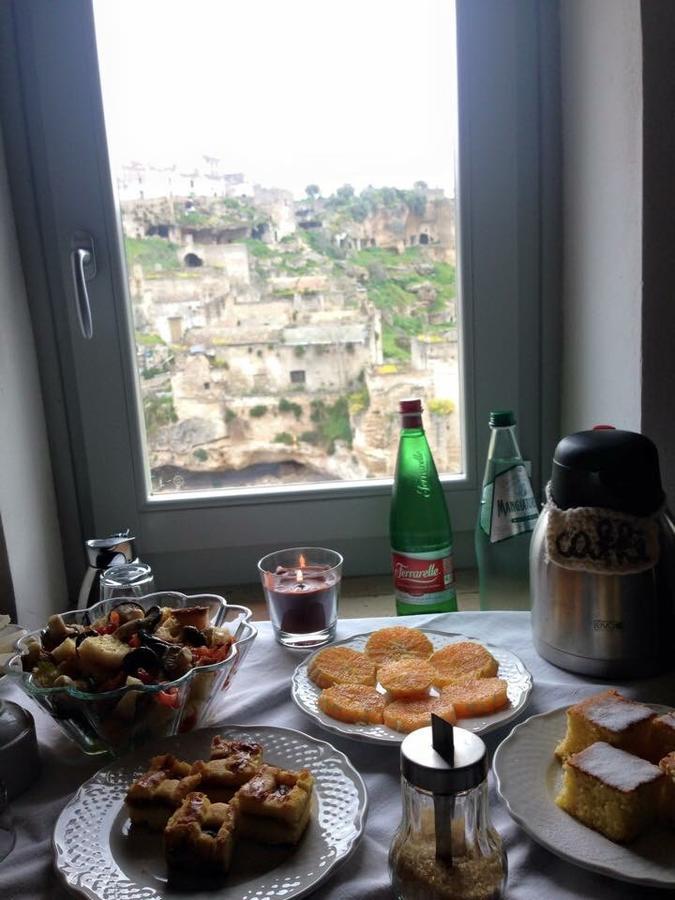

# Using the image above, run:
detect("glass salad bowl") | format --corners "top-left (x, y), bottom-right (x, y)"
top-left (5, 592), bottom-right (256, 756)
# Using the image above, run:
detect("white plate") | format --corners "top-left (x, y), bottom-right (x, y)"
top-left (291, 629), bottom-right (533, 745)
top-left (53, 724), bottom-right (368, 900)
top-left (494, 705), bottom-right (675, 888)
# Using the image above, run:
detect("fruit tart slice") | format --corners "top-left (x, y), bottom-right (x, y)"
top-left (125, 754), bottom-right (201, 830)
top-left (191, 737), bottom-right (264, 802)
top-left (165, 791), bottom-right (236, 875)
top-left (233, 763), bottom-right (314, 844)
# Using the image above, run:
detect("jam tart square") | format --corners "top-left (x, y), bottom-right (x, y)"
top-left (190, 737), bottom-right (264, 802)
top-left (233, 763), bottom-right (314, 845)
top-left (125, 754), bottom-right (201, 830)
top-left (165, 791), bottom-right (236, 874)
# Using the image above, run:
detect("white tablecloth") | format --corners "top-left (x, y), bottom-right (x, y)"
top-left (2, 611), bottom-right (675, 899)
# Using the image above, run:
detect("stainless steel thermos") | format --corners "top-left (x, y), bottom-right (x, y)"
top-left (531, 427), bottom-right (675, 678)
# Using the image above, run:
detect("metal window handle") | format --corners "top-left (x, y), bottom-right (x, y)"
top-left (70, 232), bottom-right (96, 339)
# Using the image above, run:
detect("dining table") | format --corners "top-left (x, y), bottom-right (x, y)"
top-left (2, 609), bottom-right (675, 900)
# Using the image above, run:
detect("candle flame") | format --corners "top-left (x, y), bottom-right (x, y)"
top-left (295, 568), bottom-right (304, 584)
top-left (298, 553), bottom-right (307, 568)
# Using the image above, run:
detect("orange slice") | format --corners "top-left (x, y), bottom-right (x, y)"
top-left (383, 696), bottom-right (457, 734)
top-left (377, 658), bottom-right (435, 699)
top-left (364, 626), bottom-right (433, 666)
top-left (308, 646), bottom-right (377, 689)
top-left (318, 684), bottom-right (387, 725)
top-left (439, 678), bottom-right (509, 718)
top-left (430, 641), bottom-right (499, 687)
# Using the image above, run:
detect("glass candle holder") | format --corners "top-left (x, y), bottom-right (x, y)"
top-left (257, 547), bottom-right (343, 649)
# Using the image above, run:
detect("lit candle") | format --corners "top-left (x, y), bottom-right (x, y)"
top-left (258, 547), bottom-right (343, 648)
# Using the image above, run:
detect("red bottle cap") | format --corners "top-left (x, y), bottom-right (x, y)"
top-left (592, 424), bottom-right (616, 430)
top-left (399, 398), bottom-right (423, 414)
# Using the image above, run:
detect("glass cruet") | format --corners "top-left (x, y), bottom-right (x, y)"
top-left (389, 716), bottom-right (506, 900)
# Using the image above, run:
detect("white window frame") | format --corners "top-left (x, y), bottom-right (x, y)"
top-left (0, 0), bottom-right (560, 590)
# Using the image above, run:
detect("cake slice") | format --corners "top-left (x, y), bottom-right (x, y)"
top-left (555, 690), bottom-right (655, 760)
top-left (233, 763), bottom-right (314, 844)
top-left (125, 754), bottom-right (202, 830)
top-left (648, 711), bottom-right (675, 763)
top-left (659, 751), bottom-right (675, 827)
top-left (556, 741), bottom-right (664, 842)
top-left (164, 791), bottom-right (236, 874)
top-left (191, 738), bottom-right (264, 802)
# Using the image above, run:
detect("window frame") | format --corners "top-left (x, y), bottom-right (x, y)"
top-left (0, 0), bottom-right (560, 591)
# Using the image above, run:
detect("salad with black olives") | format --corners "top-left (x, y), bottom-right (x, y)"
top-left (21, 601), bottom-right (234, 702)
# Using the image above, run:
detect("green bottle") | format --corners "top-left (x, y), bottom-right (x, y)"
top-left (475, 410), bottom-right (538, 610)
top-left (390, 398), bottom-right (457, 615)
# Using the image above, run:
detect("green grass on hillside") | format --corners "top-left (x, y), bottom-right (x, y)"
top-left (125, 237), bottom-right (180, 271)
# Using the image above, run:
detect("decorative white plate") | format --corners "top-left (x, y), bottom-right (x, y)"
top-left (291, 629), bottom-right (533, 746)
top-left (494, 705), bottom-right (675, 888)
top-left (53, 724), bottom-right (368, 900)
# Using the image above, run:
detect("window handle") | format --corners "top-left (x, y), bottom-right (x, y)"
top-left (70, 232), bottom-right (96, 339)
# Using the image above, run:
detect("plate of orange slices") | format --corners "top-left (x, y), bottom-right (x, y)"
top-left (291, 626), bottom-right (533, 745)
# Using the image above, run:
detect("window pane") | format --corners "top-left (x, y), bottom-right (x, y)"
top-left (94, 0), bottom-right (461, 495)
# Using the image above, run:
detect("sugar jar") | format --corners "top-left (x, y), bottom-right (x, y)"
top-left (389, 717), bottom-right (506, 900)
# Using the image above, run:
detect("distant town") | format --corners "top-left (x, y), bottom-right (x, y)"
top-left (118, 158), bottom-right (461, 492)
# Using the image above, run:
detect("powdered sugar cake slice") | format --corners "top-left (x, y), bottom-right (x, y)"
top-left (495, 705), bottom-right (675, 887)
top-left (568, 741), bottom-right (662, 791)
top-left (557, 742), bottom-right (664, 842)
top-left (555, 690), bottom-right (655, 760)
top-left (584, 694), bottom-right (654, 731)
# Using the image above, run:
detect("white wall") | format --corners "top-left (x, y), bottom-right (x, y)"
top-left (560, 0), bottom-right (643, 434)
top-left (0, 124), bottom-right (67, 629)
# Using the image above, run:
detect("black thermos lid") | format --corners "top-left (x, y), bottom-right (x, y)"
top-left (550, 427), bottom-right (664, 516)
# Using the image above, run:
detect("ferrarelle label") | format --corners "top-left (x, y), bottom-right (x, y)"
top-left (481, 464), bottom-right (538, 543)
top-left (391, 548), bottom-right (455, 602)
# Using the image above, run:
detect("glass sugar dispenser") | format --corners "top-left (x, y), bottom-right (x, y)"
top-left (389, 716), bottom-right (506, 900)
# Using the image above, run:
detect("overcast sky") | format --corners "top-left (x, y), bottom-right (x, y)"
top-left (94, 0), bottom-right (456, 199)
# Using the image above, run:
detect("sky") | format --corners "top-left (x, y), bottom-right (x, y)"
top-left (93, 0), bottom-right (456, 200)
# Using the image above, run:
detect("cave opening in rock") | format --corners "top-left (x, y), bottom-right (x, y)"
top-left (184, 252), bottom-right (203, 268)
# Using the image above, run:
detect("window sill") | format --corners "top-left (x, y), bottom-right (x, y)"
top-left (194, 568), bottom-right (480, 621)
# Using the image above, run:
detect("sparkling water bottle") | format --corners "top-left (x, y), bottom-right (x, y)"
top-left (475, 410), bottom-right (538, 610)
top-left (390, 398), bottom-right (457, 615)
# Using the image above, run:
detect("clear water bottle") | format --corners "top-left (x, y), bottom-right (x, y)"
top-left (390, 398), bottom-right (457, 615)
top-left (475, 410), bottom-right (538, 610)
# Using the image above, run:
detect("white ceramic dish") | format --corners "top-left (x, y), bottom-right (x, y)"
top-left (53, 724), bottom-right (368, 900)
top-left (494, 704), bottom-right (675, 888)
top-left (291, 629), bottom-right (533, 746)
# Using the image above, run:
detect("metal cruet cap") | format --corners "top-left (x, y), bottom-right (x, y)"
top-left (401, 721), bottom-right (487, 794)
top-left (84, 531), bottom-right (137, 569)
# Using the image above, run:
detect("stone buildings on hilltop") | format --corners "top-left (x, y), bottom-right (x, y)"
top-left (122, 175), bottom-right (460, 483)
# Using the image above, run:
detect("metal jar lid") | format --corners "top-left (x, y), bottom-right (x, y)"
top-left (401, 724), bottom-right (487, 794)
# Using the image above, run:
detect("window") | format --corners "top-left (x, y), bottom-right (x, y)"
top-left (94, 0), bottom-right (463, 496)
top-left (0, 0), bottom-right (558, 587)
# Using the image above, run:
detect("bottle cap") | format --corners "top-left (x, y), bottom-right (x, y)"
top-left (400, 722), bottom-right (487, 794)
top-left (489, 410), bottom-right (515, 427)
top-left (399, 398), bottom-right (423, 414)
